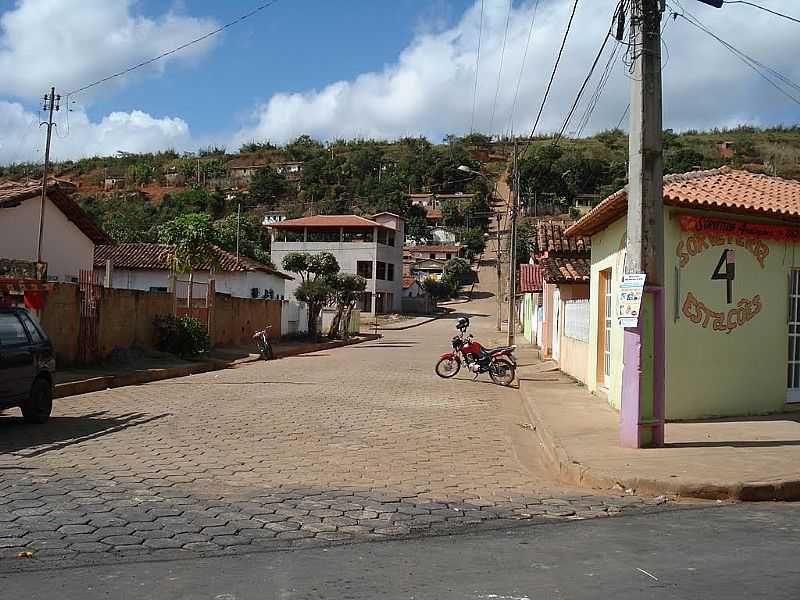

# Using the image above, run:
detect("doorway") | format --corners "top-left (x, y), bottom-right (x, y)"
top-left (788, 270), bottom-right (800, 403)
top-left (597, 268), bottom-right (612, 388)
top-left (551, 288), bottom-right (561, 361)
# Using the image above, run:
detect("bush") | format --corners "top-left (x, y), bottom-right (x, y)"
top-left (153, 315), bottom-right (209, 358)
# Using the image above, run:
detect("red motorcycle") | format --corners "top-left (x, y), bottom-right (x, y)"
top-left (435, 317), bottom-right (517, 386)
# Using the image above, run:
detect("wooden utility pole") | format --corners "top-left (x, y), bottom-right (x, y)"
top-left (621, 0), bottom-right (665, 449)
top-left (36, 87), bottom-right (59, 263)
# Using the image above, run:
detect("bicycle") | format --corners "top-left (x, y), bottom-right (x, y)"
top-left (253, 325), bottom-right (274, 360)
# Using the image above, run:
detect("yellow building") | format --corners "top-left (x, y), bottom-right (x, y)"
top-left (567, 168), bottom-right (800, 422)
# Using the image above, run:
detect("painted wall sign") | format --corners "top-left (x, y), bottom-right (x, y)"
top-left (679, 213), bottom-right (800, 244)
top-left (676, 231), bottom-right (768, 268)
top-left (682, 291), bottom-right (762, 334)
top-left (618, 273), bottom-right (646, 328)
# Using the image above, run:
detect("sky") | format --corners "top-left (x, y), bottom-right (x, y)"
top-left (0, 0), bottom-right (798, 164)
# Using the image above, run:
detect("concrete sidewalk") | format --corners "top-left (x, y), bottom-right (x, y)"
top-left (516, 347), bottom-right (800, 501)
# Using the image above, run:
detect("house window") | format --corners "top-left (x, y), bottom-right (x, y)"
top-left (307, 228), bottom-right (340, 242)
top-left (446, 253), bottom-right (452, 260)
top-left (387, 263), bottom-right (395, 282)
top-left (388, 232), bottom-right (395, 246)
top-left (149, 286), bottom-right (168, 293)
top-left (376, 262), bottom-right (387, 280)
top-left (361, 291), bottom-right (373, 313)
top-left (342, 228), bottom-right (374, 242)
top-left (429, 253), bottom-right (436, 259)
top-left (377, 229), bottom-right (387, 245)
top-left (357, 261), bottom-right (373, 279)
top-left (276, 229), bottom-right (304, 242)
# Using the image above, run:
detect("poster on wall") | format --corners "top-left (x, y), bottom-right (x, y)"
top-left (618, 273), bottom-right (646, 328)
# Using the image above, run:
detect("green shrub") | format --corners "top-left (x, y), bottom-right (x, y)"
top-left (153, 315), bottom-right (209, 358)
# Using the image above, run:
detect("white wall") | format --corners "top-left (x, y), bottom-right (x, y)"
top-left (98, 267), bottom-right (288, 300)
top-left (0, 196), bottom-right (94, 282)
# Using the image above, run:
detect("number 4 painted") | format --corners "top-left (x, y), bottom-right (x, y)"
top-left (711, 249), bottom-right (736, 304)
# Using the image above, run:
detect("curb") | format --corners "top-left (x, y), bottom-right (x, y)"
top-left (519, 379), bottom-right (800, 502)
top-left (374, 314), bottom-right (446, 331)
top-left (54, 334), bottom-right (381, 400)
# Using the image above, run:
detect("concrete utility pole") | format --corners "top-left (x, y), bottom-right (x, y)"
top-left (621, 0), bottom-right (665, 449)
top-left (36, 87), bottom-right (59, 264)
top-left (506, 141), bottom-right (519, 346)
top-left (496, 212), bottom-right (502, 332)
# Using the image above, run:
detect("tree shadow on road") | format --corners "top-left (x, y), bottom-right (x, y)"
top-left (0, 411), bottom-right (170, 457)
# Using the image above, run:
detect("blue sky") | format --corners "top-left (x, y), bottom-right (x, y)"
top-left (0, 0), bottom-right (798, 163)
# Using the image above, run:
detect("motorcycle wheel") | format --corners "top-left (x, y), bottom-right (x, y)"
top-left (489, 358), bottom-right (516, 386)
top-left (435, 357), bottom-right (461, 378)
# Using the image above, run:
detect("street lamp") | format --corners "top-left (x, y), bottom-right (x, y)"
top-left (457, 165), bottom-right (503, 332)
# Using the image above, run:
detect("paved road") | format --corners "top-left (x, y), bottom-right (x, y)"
top-left (3, 503), bottom-right (799, 599)
top-left (0, 294), bottom-right (661, 568)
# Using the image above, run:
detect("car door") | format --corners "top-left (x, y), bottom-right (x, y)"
top-left (0, 312), bottom-right (34, 401)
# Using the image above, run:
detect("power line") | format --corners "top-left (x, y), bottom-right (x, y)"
top-left (616, 103), bottom-right (630, 130)
top-left (724, 1), bottom-right (800, 25)
top-left (469, 0), bottom-right (485, 134)
top-left (670, 5), bottom-right (800, 106)
top-left (507, 0), bottom-right (542, 137)
top-left (520, 0), bottom-right (580, 160)
top-left (66, 0), bottom-right (280, 96)
top-left (488, 1), bottom-right (513, 136)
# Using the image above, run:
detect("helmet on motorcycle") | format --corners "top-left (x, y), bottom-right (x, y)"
top-left (456, 317), bottom-right (470, 331)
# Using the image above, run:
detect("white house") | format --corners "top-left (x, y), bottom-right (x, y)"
top-left (269, 213), bottom-right (404, 314)
top-left (0, 179), bottom-right (109, 282)
top-left (94, 243), bottom-right (292, 300)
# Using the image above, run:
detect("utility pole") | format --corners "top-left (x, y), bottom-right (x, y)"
top-left (235, 202), bottom-right (242, 263)
top-left (506, 141), bottom-right (519, 346)
top-left (621, 0), bottom-right (665, 448)
top-left (36, 87), bottom-right (60, 264)
top-left (495, 211), bottom-right (502, 332)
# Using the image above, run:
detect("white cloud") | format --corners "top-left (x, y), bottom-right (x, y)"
top-left (0, 101), bottom-right (192, 163)
top-left (232, 0), bottom-right (800, 145)
top-left (0, 0), bottom-right (219, 99)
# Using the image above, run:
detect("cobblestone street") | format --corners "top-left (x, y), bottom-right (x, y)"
top-left (0, 305), bottom-right (660, 569)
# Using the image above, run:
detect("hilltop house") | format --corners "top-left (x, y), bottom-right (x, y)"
top-left (269, 213), bottom-right (404, 314)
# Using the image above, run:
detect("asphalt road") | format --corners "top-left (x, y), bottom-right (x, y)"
top-left (4, 503), bottom-right (798, 599)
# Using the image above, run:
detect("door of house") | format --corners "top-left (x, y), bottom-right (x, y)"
top-left (551, 288), bottom-right (561, 361)
top-left (788, 270), bottom-right (800, 403)
top-left (597, 269), bottom-right (612, 388)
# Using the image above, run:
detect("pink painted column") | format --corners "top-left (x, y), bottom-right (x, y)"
top-left (619, 286), bottom-right (665, 448)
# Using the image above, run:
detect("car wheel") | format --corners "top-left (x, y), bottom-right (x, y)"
top-left (22, 378), bottom-right (52, 424)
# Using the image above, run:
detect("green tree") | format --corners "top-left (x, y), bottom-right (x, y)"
top-left (158, 213), bottom-right (219, 314)
top-left (286, 135), bottom-right (324, 162)
top-left (213, 213), bottom-right (271, 265)
top-left (281, 252), bottom-right (340, 338)
top-left (80, 195), bottom-right (158, 243)
top-left (460, 227), bottom-right (486, 258)
top-left (443, 257), bottom-right (471, 288)
top-left (422, 278), bottom-right (452, 302)
top-left (249, 166), bottom-right (288, 207)
top-left (440, 200), bottom-right (464, 227)
top-left (328, 273), bottom-right (367, 339)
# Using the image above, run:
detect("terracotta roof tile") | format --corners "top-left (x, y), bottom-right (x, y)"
top-left (94, 243), bottom-right (292, 279)
top-left (269, 215), bottom-right (387, 229)
top-left (0, 179), bottom-right (109, 244)
top-left (567, 167), bottom-right (800, 237)
top-left (405, 244), bottom-right (461, 254)
top-left (539, 257), bottom-right (590, 284)
top-left (519, 263), bottom-right (543, 293)
top-left (425, 207), bottom-right (442, 220)
top-left (534, 221), bottom-right (590, 257)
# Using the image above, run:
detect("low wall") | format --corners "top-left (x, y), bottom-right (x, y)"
top-left (97, 288), bottom-right (174, 357)
top-left (402, 296), bottom-right (434, 314)
top-left (39, 283), bottom-right (81, 365)
top-left (211, 294), bottom-right (282, 347)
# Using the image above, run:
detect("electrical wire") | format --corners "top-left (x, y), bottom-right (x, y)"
top-left (724, 1), bottom-right (800, 25)
top-left (520, 0), bottom-right (580, 160)
top-left (488, 0), bottom-right (513, 136)
top-left (670, 5), bottom-right (800, 106)
top-left (66, 0), bottom-right (280, 96)
top-left (506, 0), bottom-right (542, 137)
top-left (469, 0), bottom-right (485, 134)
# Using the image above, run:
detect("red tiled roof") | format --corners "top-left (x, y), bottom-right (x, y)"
top-left (567, 167), bottom-right (800, 238)
top-left (0, 179), bottom-right (110, 244)
top-left (519, 264), bottom-right (543, 293)
top-left (405, 244), bottom-right (460, 253)
top-left (534, 221), bottom-right (590, 257)
top-left (268, 215), bottom-right (387, 229)
top-left (539, 257), bottom-right (590, 284)
top-left (94, 243), bottom-right (292, 279)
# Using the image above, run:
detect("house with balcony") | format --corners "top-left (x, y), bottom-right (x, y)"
top-left (269, 213), bottom-right (404, 314)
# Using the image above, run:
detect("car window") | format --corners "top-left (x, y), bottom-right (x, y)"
top-left (0, 314), bottom-right (30, 345)
top-left (19, 313), bottom-right (44, 344)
